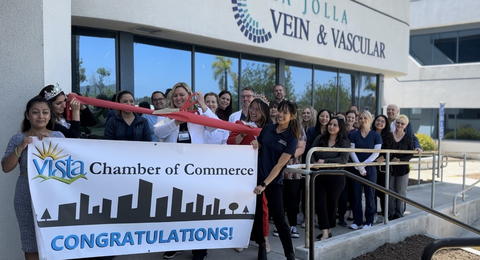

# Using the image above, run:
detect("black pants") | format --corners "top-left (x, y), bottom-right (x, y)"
top-left (254, 183), bottom-right (293, 256)
top-left (375, 168), bottom-right (387, 215)
top-left (300, 177), bottom-right (306, 217)
top-left (337, 167), bottom-right (355, 220)
top-left (284, 179), bottom-right (301, 227)
top-left (315, 175), bottom-right (345, 229)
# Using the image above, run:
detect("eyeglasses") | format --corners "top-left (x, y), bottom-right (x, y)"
top-left (395, 121), bottom-right (406, 126)
top-left (249, 107), bottom-right (261, 113)
top-left (241, 94), bottom-right (254, 99)
top-left (152, 98), bottom-right (165, 102)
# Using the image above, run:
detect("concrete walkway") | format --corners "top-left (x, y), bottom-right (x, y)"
top-left (113, 158), bottom-right (480, 260)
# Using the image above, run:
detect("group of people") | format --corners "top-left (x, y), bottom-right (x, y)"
top-left (2, 82), bottom-right (422, 260)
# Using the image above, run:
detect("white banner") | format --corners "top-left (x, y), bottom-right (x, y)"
top-left (27, 138), bottom-right (257, 260)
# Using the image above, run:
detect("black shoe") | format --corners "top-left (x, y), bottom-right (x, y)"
top-left (316, 232), bottom-right (332, 240)
top-left (192, 254), bottom-right (207, 260)
top-left (258, 242), bottom-right (267, 260)
top-left (286, 252), bottom-right (295, 260)
top-left (338, 219), bottom-right (347, 227)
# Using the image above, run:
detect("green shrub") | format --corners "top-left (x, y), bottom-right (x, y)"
top-left (415, 133), bottom-right (436, 151)
top-left (444, 127), bottom-right (480, 140)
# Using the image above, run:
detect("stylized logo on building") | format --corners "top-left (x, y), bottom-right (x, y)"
top-left (32, 142), bottom-right (87, 184)
top-left (231, 0), bottom-right (272, 44)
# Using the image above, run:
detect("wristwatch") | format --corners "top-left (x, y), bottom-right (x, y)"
top-left (261, 181), bottom-right (267, 187)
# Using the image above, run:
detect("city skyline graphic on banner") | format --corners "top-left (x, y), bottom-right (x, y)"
top-left (37, 179), bottom-right (254, 228)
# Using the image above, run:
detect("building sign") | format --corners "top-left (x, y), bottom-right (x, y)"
top-left (231, 0), bottom-right (385, 58)
top-left (28, 138), bottom-right (257, 260)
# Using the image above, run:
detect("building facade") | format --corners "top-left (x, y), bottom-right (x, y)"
top-left (384, 0), bottom-right (480, 155)
top-left (0, 0), bottom-right (410, 257)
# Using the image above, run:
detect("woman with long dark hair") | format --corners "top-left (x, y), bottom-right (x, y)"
top-left (39, 85), bottom-right (96, 138)
top-left (2, 96), bottom-right (65, 260)
top-left (306, 109), bottom-right (331, 156)
top-left (228, 98), bottom-right (271, 145)
top-left (216, 90), bottom-right (233, 121)
top-left (251, 100), bottom-right (300, 260)
top-left (311, 116), bottom-right (350, 239)
top-left (227, 98), bottom-right (273, 253)
top-left (104, 90), bottom-right (151, 141)
top-left (371, 114), bottom-right (394, 221)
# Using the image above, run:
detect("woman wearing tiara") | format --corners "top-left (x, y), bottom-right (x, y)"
top-left (39, 85), bottom-right (96, 138)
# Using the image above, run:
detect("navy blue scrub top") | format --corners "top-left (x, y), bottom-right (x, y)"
top-left (349, 130), bottom-right (382, 162)
top-left (257, 123), bottom-right (298, 185)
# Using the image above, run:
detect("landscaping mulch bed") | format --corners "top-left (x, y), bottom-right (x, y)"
top-left (352, 234), bottom-right (480, 260)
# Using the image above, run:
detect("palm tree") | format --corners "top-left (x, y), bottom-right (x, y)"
top-left (363, 82), bottom-right (377, 110)
top-left (212, 56), bottom-right (236, 91)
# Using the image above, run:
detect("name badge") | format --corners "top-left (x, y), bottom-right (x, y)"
top-left (178, 131), bottom-right (190, 141)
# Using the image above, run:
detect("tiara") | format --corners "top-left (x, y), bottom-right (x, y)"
top-left (44, 84), bottom-right (63, 100)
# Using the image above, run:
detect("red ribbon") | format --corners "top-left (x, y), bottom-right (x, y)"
top-left (66, 93), bottom-right (261, 136)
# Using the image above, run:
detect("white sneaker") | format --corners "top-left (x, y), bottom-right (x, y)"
top-left (362, 223), bottom-right (373, 229)
top-left (272, 228), bottom-right (279, 237)
top-left (349, 223), bottom-right (362, 230)
top-left (373, 215), bottom-right (378, 224)
top-left (290, 226), bottom-right (300, 238)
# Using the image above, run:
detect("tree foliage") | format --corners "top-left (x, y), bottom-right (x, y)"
top-left (297, 80), bottom-right (351, 112)
top-left (226, 62), bottom-right (296, 110)
top-left (212, 56), bottom-right (236, 92)
top-left (83, 67), bottom-right (115, 98)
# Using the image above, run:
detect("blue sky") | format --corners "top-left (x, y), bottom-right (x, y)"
top-left (79, 36), bottom-right (369, 101)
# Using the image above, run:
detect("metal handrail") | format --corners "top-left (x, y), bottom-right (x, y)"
top-left (452, 178), bottom-right (480, 216)
top-left (289, 147), bottom-right (480, 260)
top-left (421, 237), bottom-right (480, 260)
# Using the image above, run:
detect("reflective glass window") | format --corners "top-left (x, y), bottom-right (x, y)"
top-left (240, 57), bottom-right (276, 110)
top-left (77, 35), bottom-right (116, 98)
top-left (357, 74), bottom-right (377, 115)
top-left (286, 62), bottom-right (312, 109)
top-left (312, 69), bottom-right (338, 112)
top-left (410, 34), bottom-right (433, 65)
top-left (134, 42), bottom-right (191, 103)
top-left (459, 29), bottom-right (480, 63)
top-left (433, 32), bottom-right (457, 65)
top-left (337, 72), bottom-right (355, 114)
top-left (195, 53), bottom-right (239, 96)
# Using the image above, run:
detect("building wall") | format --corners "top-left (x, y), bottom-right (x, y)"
top-left (384, 0), bottom-right (480, 152)
top-left (384, 57), bottom-right (480, 108)
top-left (71, 0), bottom-right (410, 77)
top-left (0, 0), bottom-right (71, 258)
top-left (411, 0), bottom-right (480, 31)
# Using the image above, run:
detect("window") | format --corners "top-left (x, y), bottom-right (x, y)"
top-left (134, 41), bottom-right (191, 103)
top-left (313, 68), bottom-right (338, 112)
top-left (75, 34), bottom-right (116, 99)
top-left (459, 29), bottom-right (480, 63)
top-left (410, 28), bottom-right (480, 65)
top-left (240, 56), bottom-right (276, 110)
top-left (194, 51), bottom-right (239, 96)
top-left (286, 62), bottom-right (312, 109)
top-left (357, 74), bottom-right (377, 115)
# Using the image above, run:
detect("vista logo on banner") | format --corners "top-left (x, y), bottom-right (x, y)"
top-left (32, 141), bottom-right (87, 184)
